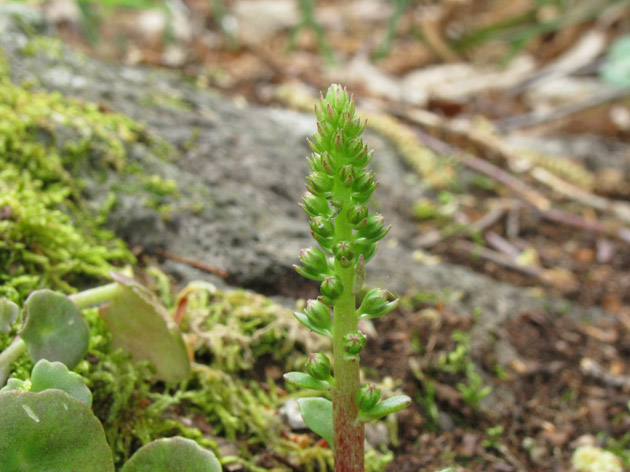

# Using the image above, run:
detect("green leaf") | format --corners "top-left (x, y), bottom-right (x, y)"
top-left (0, 390), bottom-right (115, 471)
top-left (19, 289), bottom-right (90, 369)
top-left (100, 272), bottom-right (190, 383)
top-left (357, 395), bottom-right (411, 422)
top-left (284, 372), bottom-right (331, 391)
top-left (297, 397), bottom-right (333, 447)
top-left (30, 359), bottom-right (92, 406)
top-left (121, 437), bottom-right (221, 472)
top-left (0, 298), bottom-right (18, 332)
top-left (294, 311), bottom-right (332, 338)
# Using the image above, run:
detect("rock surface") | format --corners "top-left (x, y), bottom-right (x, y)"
top-left (0, 6), bottom-right (613, 375)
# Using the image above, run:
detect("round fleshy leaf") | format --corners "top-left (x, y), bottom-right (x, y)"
top-left (31, 359), bottom-right (92, 406)
top-left (19, 289), bottom-right (89, 368)
top-left (99, 272), bottom-right (190, 383)
top-left (297, 397), bottom-right (333, 447)
top-left (0, 377), bottom-right (27, 393)
top-left (0, 298), bottom-right (18, 332)
top-left (121, 437), bottom-right (221, 472)
top-left (0, 390), bottom-right (114, 471)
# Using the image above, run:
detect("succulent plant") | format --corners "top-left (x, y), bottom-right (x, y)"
top-left (285, 85), bottom-right (410, 471)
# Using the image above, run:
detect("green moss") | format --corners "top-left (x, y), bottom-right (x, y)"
top-left (0, 168), bottom-right (130, 300)
top-left (20, 36), bottom-right (64, 59)
top-left (0, 48), bottom-right (9, 81)
top-left (0, 46), bottom-right (170, 301)
top-left (185, 288), bottom-right (319, 373)
top-left (139, 91), bottom-right (193, 111)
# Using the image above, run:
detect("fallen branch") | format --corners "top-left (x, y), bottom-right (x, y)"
top-left (540, 208), bottom-right (630, 243)
top-left (494, 88), bottom-right (630, 131)
top-left (414, 205), bottom-right (507, 249)
top-left (455, 240), bottom-right (542, 277)
top-left (531, 167), bottom-right (630, 223)
top-left (414, 128), bottom-right (551, 211)
top-left (155, 249), bottom-right (229, 279)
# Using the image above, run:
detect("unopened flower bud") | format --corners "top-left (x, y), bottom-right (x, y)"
top-left (338, 256), bottom-right (353, 268)
top-left (354, 147), bottom-right (373, 168)
top-left (343, 331), bottom-right (366, 355)
top-left (304, 299), bottom-right (332, 331)
top-left (351, 186), bottom-right (376, 205)
top-left (360, 288), bottom-right (388, 311)
top-left (326, 102), bottom-right (338, 122)
top-left (349, 118), bottom-right (365, 137)
top-left (320, 152), bottom-right (335, 175)
top-left (333, 241), bottom-right (355, 264)
top-left (357, 214), bottom-right (390, 241)
top-left (353, 170), bottom-right (375, 193)
top-left (307, 133), bottom-right (324, 153)
top-left (317, 120), bottom-right (335, 139)
top-left (310, 217), bottom-right (334, 238)
top-left (337, 110), bottom-right (354, 130)
top-left (307, 172), bottom-right (333, 195)
top-left (321, 275), bottom-right (343, 301)
top-left (299, 247), bottom-right (329, 275)
top-left (355, 240), bottom-right (378, 263)
top-left (333, 130), bottom-right (345, 152)
top-left (338, 164), bottom-right (355, 188)
top-left (315, 104), bottom-right (327, 124)
top-left (306, 352), bottom-right (332, 380)
top-left (307, 153), bottom-right (324, 173)
top-left (346, 137), bottom-right (364, 157)
top-left (347, 205), bottom-right (368, 225)
top-left (358, 288), bottom-right (398, 318)
top-left (301, 192), bottom-right (331, 217)
top-left (356, 384), bottom-right (380, 412)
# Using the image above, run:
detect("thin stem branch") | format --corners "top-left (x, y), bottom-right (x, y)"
top-left (68, 282), bottom-right (122, 309)
top-left (414, 128), bottom-right (551, 211)
top-left (0, 337), bottom-right (27, 385)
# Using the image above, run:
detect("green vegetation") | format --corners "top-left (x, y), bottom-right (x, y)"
top-left (1, 33), bottom-right (403, 468)
top-left (0, 49), bottom-right (137, 302)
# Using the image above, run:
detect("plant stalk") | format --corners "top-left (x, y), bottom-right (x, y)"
top-left (68, 282), bottom-right (122, 309)
top-left (0, 337), bottom-right (27, 386)
top-left (332, 204), bottom-right (364, 471)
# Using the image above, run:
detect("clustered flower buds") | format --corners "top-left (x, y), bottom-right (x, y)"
top-left (357, 288), bottom-right (399, 319)
top-left (284, 86), bottom-right (410, 460)
top-left (304, 299), bottom-right (333, 332)
top-left (343, 331), bottom-right (367, 362)
top-left (306, 353), bottom-right (332, 381)
top-left (295, 247), bottom-right (330, 281)
top-left (343, 331), bottom-right (366, 355)
top-left (356, 384), bottom-right (381, 412)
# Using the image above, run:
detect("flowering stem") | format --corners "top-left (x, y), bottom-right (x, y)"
top-left (285, 85), bottom-right (409, 471)
top-left (332, 198), bottom-right (364, 470)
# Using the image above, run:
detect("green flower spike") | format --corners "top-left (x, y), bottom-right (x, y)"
top-left (284, 84), bottom-right (410, 471)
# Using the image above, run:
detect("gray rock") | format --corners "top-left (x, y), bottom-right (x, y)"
top-left (279, 399), bottom-right (306, 430)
